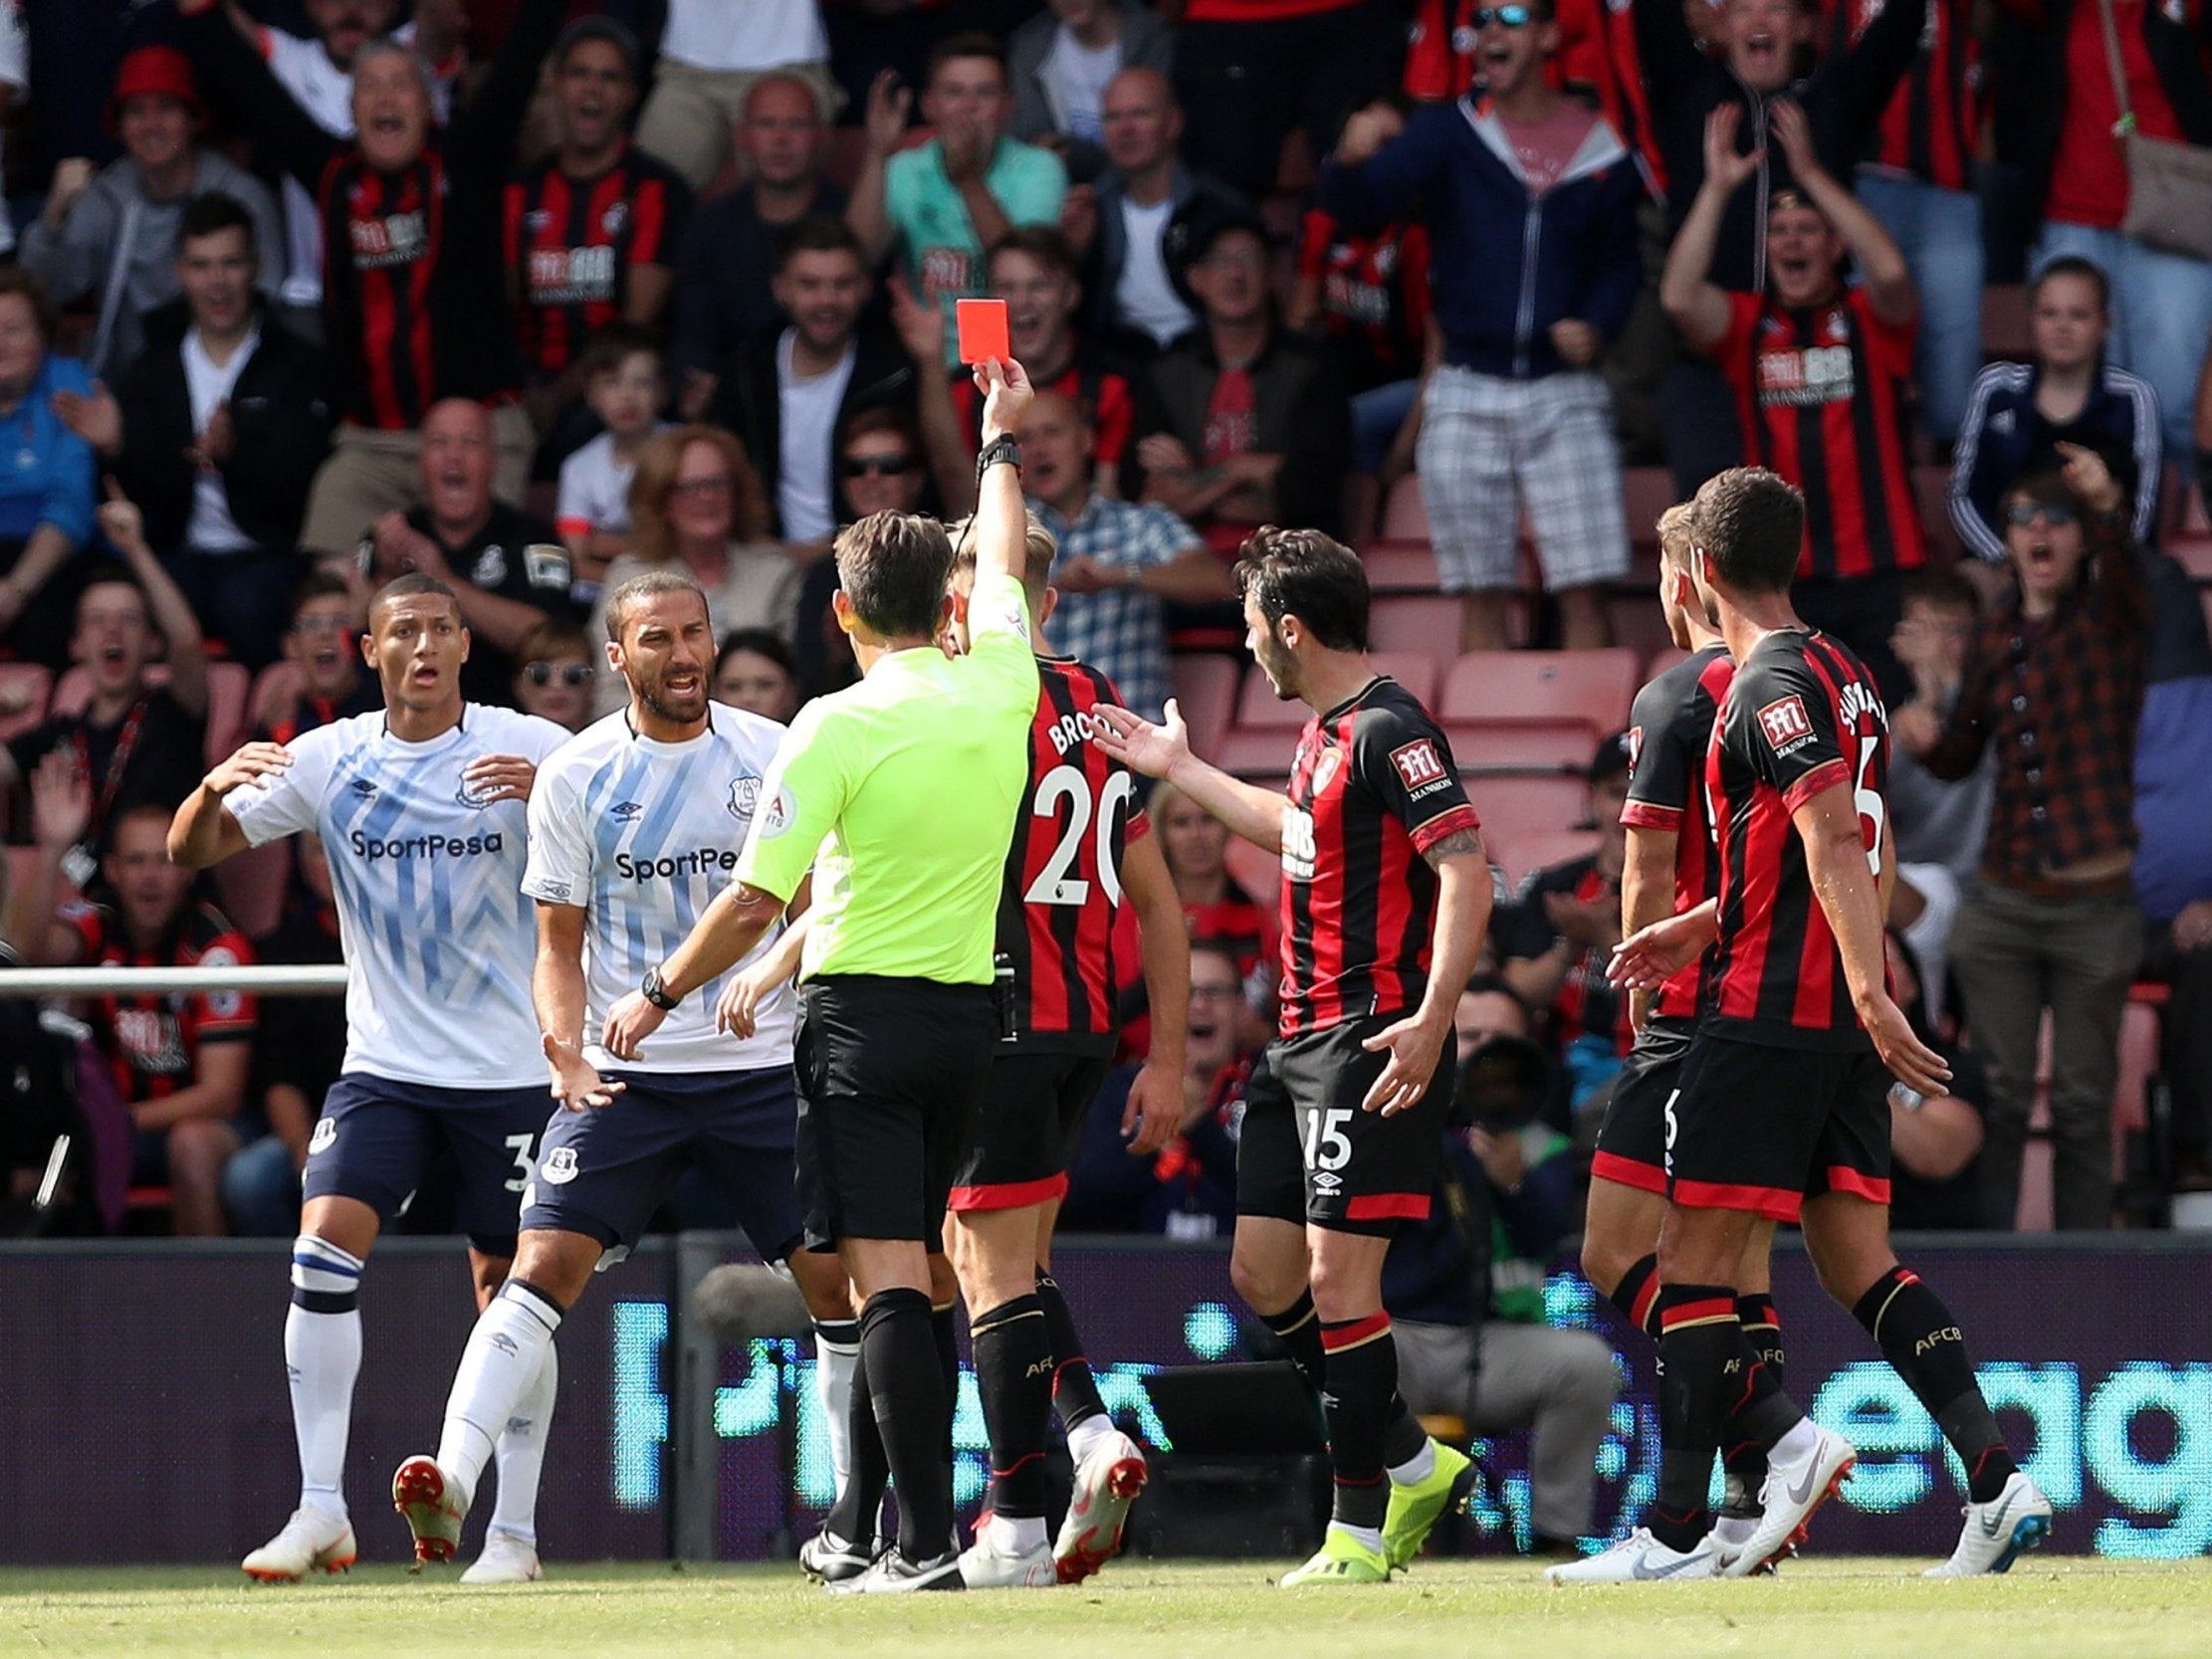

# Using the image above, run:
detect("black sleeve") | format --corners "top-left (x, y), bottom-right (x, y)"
top-left (1622, 663), bottom-right (1709, 833)
top-left (181, 9), bottom-right (344, 193)
top-left (446, 0), bottom-right (569, 174)
top-left (1814, 0), bottom-right (1930, 170)
top-left (217, 334), bottom-right (335, 544)
top-left (1723, 645), bottom-right (1850, 809)
top-left (1349, 696), bottom-right (1483, 854)
top-left (1272, 353), bottom-right (1352, 537)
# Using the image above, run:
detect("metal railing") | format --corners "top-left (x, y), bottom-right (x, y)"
top-left (0, 964), bottom-right (349, 996)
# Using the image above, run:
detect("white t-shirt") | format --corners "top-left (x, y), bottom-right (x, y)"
top-left (521, 707), bottom-right (795, 1074)
top-left (182, 325), bottom-right (257, 553)
top-left (555, 427), bottom-right (664, 543)
top-left (1115, 196), bottom-right (1194, 346)
top-left (660, 0), bottom-right (828, 73)
top-left (0, 2), bottom-right (26, 256)
top-left (261, 25), bottom-right (456, 308)
top-left (228, 706), bottom-right (570, 1087)
top-left (775, 327), bottom-right (853, 543)
top-left (1042, 25), bottom-right (1120, 144)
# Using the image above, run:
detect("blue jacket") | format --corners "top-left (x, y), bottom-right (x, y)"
top-left (0, 352), bottom-right (96, 550)
top-left (1318, 97), bottom-right (1641, 381)
top-left (1949, 357), bottom-right (2162, 563)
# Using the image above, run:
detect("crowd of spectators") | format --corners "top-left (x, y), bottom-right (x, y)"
top-left (0, 0), bottom-right (2208, 1304)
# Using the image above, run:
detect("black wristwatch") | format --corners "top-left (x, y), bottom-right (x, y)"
top-left (976, 435), bottom-right (1021, 485)
top-left (641, 965), bottom-right (681, 1011)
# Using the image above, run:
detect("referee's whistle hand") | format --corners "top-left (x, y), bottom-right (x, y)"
top-left (602, 991), bottom-right (665, 1063)
top-left (1359, 1015), bottom-right (1446, 1117)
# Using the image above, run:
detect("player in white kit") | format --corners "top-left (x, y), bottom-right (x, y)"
top-left (169, 573), bottom-right (570, 1585)
top-left (391, 569), bottom-right (853, 1563)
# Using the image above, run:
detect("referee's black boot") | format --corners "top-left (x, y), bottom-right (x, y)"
top-left (828, 1543), bottom-right (966, 1593)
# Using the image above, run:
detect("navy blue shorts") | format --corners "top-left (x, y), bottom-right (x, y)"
top-left (302, 1074), bottom-right (549, 1253)
top-left (521, 1067), bottom-right (804, 1259)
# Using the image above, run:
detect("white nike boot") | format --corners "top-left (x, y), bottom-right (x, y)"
top-left (242, 1506), bottom-right (357, 1582)
top-left (1545, 1528), bottom-right (1724, 1584)
top-left (1717, 1423), bottom-right (1856, 1577)
top-left (1924, 1473), bottom-right (2054, 1576)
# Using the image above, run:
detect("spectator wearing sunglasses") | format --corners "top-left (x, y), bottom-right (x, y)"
top-left (790, 408), bottom-right (937, 701)
top-left (1893, 443), bottom-right (2148, 1231)
top-left (513, 617), bottom-right (596, 732)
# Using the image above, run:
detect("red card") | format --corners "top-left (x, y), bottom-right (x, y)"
top-left (955, 299), bottom-right (1010, 366)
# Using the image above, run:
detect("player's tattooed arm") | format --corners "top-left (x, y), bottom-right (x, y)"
top-left (1421, 828), bottom-right (1484, 868)
top-left (1362, 835), bottom-right (1492, 1116)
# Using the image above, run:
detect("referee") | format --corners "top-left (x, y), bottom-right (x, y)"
top-left (603, 358), bottom-right (1041, 1593)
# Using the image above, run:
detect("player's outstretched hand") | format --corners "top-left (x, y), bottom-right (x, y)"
top-left (1091, 699), bottom-right (1191, 780)
top-left (602, 990), bottom-right (666, 1062)
top-left (464, 752), bottom-right (538, 805)
top-left (714, 962), bottom-right (784, 1040)
top-left (544, 1034), bottom-right (625, 1112)
top-left (203, 740), bottom-right (292, 798)
top-left (1121, 1056), bottom-right (1182, 1155)
top-left (1862, 994), bottom-right (1952, 1102)
top-left (1359, 1014), bottom-right (1448, 1117)
top-left (977, 354), bottom-right (1033, 444)
top-left (1608, 907), bottom-right (1716, 990)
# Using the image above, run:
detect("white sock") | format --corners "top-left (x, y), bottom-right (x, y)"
top-left (1064, 1413), bottom-right (1118, 1468)
top-left (487, 1339), bottom-right (558, 1546)
top-left (813, 1320), bottom-right (861, 1498)
top-left (287, 1234), bottom-right (365, 1520)
top-left (1388, 1438), bottom-right (1437, 1487)
top-left (985, 1512), bottom-right (1049, 1553)
top-left (436, 1280), bottom-right (562, 1513)
top-left (1770, 1417), bottom-right (1820, 1466)
top-left (1327, 1520), bottom-right (1385, 1554)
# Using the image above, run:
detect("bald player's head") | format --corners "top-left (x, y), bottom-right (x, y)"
top-left (1102, 67), bottom-right (1181, 176)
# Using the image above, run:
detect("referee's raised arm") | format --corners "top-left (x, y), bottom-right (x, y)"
top-left (972, 356), bottom-right (1036, 590)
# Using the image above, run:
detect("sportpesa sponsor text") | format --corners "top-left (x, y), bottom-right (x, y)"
top-left (347, 830), bottom-right (743, 882)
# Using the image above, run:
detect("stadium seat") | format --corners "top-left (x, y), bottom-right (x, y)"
top-left (1621, 467), bottom-right (1675, 548)
top-left (1379, 474), bottom-right (1429, 540)
top-left (0, 662), bottom-right (51, 743)
top-left (1370, 595), bottom-right (1461, 668)
top-left (1169, 654), bottom-right (1239, 764)
top-left (1486, 825), bottom-right (1599, 888)
top-left (1371, 651), bottom-right (1437, 710)
top-left (1222, 837), bottom-right (1280, 905)
top-left (1442, 720), bottom-right (1595, 773)
top-left (1360, 540), bottom-right (1440, 593)
top-left (1461, 773), bottom-right (1588, 851)
top-left (1232, 662), bottom-right (1309, 730)
top-left (201, 664), bottom-right (251, 764)
top-left (213, 839), bottom-right (291, 941)
top-left (1438, 648), bottom-right (1639, 732)
top-left (1644, 646), bottom-right (1691, 682)
top-left (1605, 588), bottom-right (1675, 671)
top-left (1213, 727), bottom-right (1296, 781)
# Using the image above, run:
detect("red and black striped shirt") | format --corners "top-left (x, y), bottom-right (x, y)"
top-left (68, 902), bottom-right (258, 1105)
top-left (1713, 289), bottom-right (1926, 581)
top-left (1826, 0), bottom-right (1979, 194)
top-left (1704, 629), bottom-right (1889, 1050)
top-left (1278, 677), bottom-right (1481, 1038)
top-left (504, 143), bottom-right (688, 378)
top-left (1621, 643), bottom-right (1733, 1021)
top-left (998, 656), bottom-right (1152, 1053)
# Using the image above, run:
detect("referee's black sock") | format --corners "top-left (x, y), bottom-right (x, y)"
top-left (860, 1288), bottom-right (954, 1559)
top-left (972, 1295), bottom-right (1053, 1522)
top-left (1722, 1293), bottom-right (1785, 1502)
top-left (1258, 1289), bottom-right (1328, 1399)
top-left (1035, 1269), bottom-right (1107, 1435)
top-left (1602, 1253), bottom-right (1665, 1343)
top-left (825, 1348), bottom-right (889, 1548)
top-left (1853, 1264), bottom-right (2015, 1503)
top-left (1318, 1314), bottom-right (1397, 1535)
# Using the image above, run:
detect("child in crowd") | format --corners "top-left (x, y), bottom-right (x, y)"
top-left (554, 326), bottom-right (669, 585)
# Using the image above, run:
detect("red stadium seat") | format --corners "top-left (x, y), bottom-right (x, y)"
top-left (1380, 473), bottom-right (1429, 540)
top-left (201, 663), bottom-right (251, 764)
top-left (1443, 720), bottom-right (1596, 773)
top-left (1213, 727), bottom-right (1296, 781)
top-left (1461, 773), bottom-right (1589, 851)
top-left (1361, 540), bottom-right (1440, 593)
top-left (1621, 467), bottom-right (1677, 549)
top-left (1232, 663), bottom-right (1308, 729)
top-left (1371, 652), bottom-right (1438, 710)
top-left (1644, 646), bottom-right (1691, 683)
top-left (1487, 825), bottom-right (1599, 888)
top-left (0, 663), bottom-right (50, 743)
top-left (1439, 648), bottom-right (1639, 732)
top-left (1169, 654), bottom-right (1239, 764)
top-left (1605, 588), bottom-right (1676, 672)
top-left (1370, 595), bottom-right (1461, 669)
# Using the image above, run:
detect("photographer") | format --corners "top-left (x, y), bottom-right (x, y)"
top-left (1383, 977), bottom-right (1618, 1556)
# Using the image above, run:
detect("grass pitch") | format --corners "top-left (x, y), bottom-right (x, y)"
top-left (6, 1558), bottom-right (2210, 1659)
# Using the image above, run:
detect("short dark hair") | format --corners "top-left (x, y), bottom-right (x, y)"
top-left (927, 31), bottom-right (1007, 84)
top-left (716, 627), bottom-right (798, 681)
top-left (835, 512), bottom-right (955, 640)
top-left (370, 571), bottom-right (462, 629)
top-left (2032, 254), bottom-right (2110, 315)
top-left (774, 213), bottom-right (866, 276)
top-left (176, 190), bottom-right (256, 253)
top-left (553, 14), bottom-right (639, 78)
top-left (989, 226), bottom-right (1079, 284)
top-left (604, 568), bottom-right (710, 644)
top-left (578, 321), bottom-right (664, 382)
top-left (839, 404), bottom-right (922, 456)
top-left (1233, 526), bottom-right (1369, 652)
top-left (1690, 468), bottom-right (1805, 596)
top-left (288, 568), bottom-right (354, 624)
top-left (518, 616), bottom-right (592, 663)
top-left (0, 267), bottom-right (59, 346)
top-left (1900, 566), bottom-right (1979, 617)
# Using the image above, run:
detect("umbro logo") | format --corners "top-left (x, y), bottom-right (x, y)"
top-left (349, 779), bottom-right (377, 797)
top-left (612, 801), bottom-right (644, 820)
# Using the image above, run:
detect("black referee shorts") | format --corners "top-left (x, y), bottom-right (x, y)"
top-left (793, 974), bottom-right (997, 1249)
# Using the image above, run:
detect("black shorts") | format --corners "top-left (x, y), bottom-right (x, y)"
top-left (949, 1048), bottom-right (1113, 1213)
top-left (1666, 1034), bottom-right (1892, 1222)
top-left (1592, 1016), bottom-right (1697, 1197)
top-left (794, 975), bottom-right (997, 1249)
top-left (302, 1074), bottom-right (548, 1254)
top-left (521, 1067), bottom-right (804, 1259)
top-left (1270, 1013), bottom-right (1454, 1237)
top-left (1233, 1044), bottom-right (1306, 1225)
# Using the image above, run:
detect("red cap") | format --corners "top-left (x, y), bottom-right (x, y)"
top-left (108, 47), bottom-right (205, 136)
